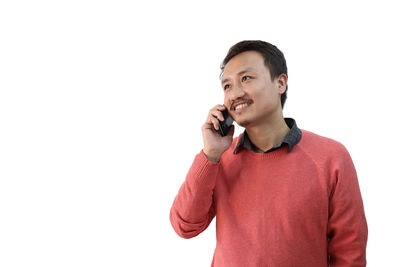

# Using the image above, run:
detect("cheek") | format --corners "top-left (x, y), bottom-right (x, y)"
top-left (223, 96), bottom-right (229, 108)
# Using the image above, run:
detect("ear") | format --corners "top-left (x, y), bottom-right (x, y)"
top-left (277, 74), bottom-right (288, 94)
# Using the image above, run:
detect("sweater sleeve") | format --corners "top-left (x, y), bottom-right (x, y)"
top-left (169, 149), bottom-right (220, 239)
top-left (327, 145), bottom-right (368, 266)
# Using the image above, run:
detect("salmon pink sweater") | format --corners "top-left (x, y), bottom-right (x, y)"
top-left (170, 129), bottom-right (368, 266)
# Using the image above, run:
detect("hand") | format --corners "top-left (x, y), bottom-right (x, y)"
top-left (201, 104), bottom-right (235, 162)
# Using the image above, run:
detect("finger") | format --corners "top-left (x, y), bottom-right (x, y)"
top-left (208, 114), bottom-right (220, 131)
top-left (210, 104), bottom-right (225, 112)
top-left (215, 104), bottom-right (227, 111)
top-left (212, 117), bottom-right (220, 131)
top-left (210, 109), bottom-right (224, 121)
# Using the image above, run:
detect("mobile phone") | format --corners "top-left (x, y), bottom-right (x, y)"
top-left (217, 108), bottom-right (234, 136)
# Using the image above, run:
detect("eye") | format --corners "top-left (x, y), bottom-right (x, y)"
top-left (242, 76), bottom-right (251, 82)
top-left (223, 84), bottom-right (231, 90)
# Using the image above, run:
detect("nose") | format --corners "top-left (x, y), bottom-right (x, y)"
top-left (229, 83), bottom-right (246, 102)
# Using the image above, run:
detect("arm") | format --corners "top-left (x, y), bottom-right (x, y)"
top-left (169, 149), bottom-right (220, 239)
top-left (327, 145), bottom-right (368, 266)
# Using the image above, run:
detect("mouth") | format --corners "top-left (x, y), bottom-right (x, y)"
top-left (233, 102), bottom-right (251, 112)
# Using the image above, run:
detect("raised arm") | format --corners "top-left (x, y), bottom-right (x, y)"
top-left (170, 104), bottom-right (235, 238)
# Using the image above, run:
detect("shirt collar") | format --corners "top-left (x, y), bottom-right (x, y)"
top-left (233, 117), bottom-right (302, 154)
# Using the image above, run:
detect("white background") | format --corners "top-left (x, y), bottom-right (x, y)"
top-left (1, 0), bottom-right (399, 266)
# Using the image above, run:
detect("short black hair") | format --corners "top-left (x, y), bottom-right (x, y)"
top-left (220, 40), bottom-right (288, 109)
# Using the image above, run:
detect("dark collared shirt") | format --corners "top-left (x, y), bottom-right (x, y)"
top-left (233, 117), bottom-right (302, 154)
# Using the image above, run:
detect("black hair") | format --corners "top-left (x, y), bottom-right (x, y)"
top-left (220, 40), bottom-right (288, 109)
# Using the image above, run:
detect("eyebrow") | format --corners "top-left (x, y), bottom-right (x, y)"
top-left (221, 67), bottom-right (257, 85)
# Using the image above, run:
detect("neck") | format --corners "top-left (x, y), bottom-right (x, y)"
top-left (245, 111), bottom-right (290, 153)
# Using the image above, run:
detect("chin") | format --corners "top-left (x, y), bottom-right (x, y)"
top-left (236, 119), bottom-right (252, 127)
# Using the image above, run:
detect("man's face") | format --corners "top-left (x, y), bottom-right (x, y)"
top-left (221, 50), bottom-right (286, 128)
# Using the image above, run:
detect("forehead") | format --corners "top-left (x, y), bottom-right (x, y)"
top-left (222, 50), bottom-right (267, 80)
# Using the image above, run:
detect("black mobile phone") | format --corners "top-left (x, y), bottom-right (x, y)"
top-left (218, 108), bottom-right (234, 136)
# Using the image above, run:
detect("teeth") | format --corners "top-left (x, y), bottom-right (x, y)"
top-left (235, 103), bottom-right (249, 111)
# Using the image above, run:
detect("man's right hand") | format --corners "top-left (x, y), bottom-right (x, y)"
top-left (201, 104), bottom-right (235, 162)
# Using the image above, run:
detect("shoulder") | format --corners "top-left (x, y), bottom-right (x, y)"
top-left (298, 129), bottom-right (351, 159)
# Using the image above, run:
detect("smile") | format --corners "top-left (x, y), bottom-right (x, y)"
top-left (234, 103), bottom-right (250, 111)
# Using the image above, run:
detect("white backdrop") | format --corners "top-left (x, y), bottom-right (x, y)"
top-left (1, 0), bottom-right (399, 266)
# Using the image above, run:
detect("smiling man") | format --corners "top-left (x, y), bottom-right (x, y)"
top-left (170, 40), bottom-right (368, 267)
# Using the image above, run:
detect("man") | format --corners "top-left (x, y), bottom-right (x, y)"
top-left (169, 40), bottom-right (368, 266)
